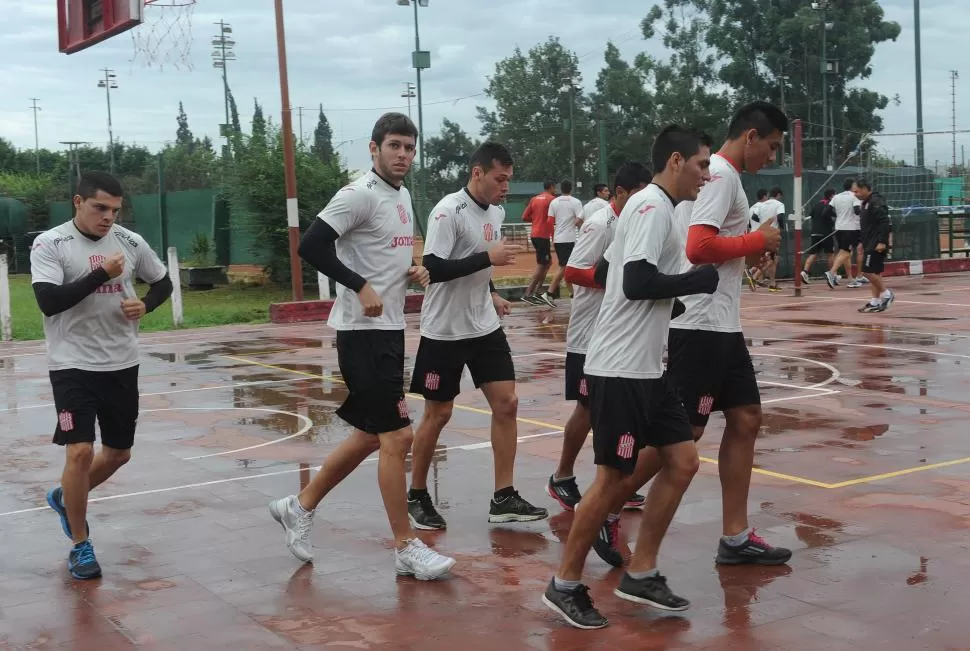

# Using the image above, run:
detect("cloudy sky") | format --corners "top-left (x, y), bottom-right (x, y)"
top-left (0, 0), bottom-right (966, 174)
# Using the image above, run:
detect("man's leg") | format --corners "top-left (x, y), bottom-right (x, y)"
top-left (87, 446), bottom-right (131, 491)
top-left (407, 399), bottom-right (454, 529)
top-left (549, 402), bottom-right (589, 510)
top-left (61, 442), bottom-right (94, 546)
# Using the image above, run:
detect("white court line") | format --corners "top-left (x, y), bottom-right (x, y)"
top-left (135, 407), bottom-right (314, 461)
top-left (0, 376), bottom-right (316, 414)
top-left (456, 429), bottom-right (563, 450)
top-left (764, 338), bottom-right (970, 362)
top-left (749, 352), bottom-right (841, 389)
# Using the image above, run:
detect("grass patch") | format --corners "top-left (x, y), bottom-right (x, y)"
top-left (8, 275), bottom-right (294, 342)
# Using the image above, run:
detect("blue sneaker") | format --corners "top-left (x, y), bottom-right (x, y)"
top-left (68, 540), bottom-right (102, 580)
top-left (47, 486), bottom-right (89, 540)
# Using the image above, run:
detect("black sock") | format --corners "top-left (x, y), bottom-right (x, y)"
top-left (408, 487), bottom-right (429, 500)
top-left (494, 486), bottom-right (516, 501)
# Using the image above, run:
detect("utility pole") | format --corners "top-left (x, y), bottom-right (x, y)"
top-left (97, 69), bottom-right (117, 173)
top-left (914, 0), bottom-right (925, 168)
top-left (28, 98), bottom-right (41, 175)
top-left (294, 106), bottom-right (306, 145)
top-left (779, 71), bottom-right (788, 165)
top-left (211, 21), bottom-right (236, 157)
top-left (398, 0), bottom-right (431, 235)
top-left (59, 141), bottom-right (89, 197)
top-left (951, 70), bottom-right (960, 175)
top-left (563, 78), bottom-right (576, 186)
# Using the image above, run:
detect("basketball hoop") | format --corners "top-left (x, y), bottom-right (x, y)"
top-left (130, 0), bottom-right (196, 71)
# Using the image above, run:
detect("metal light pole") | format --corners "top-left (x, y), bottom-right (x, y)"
top-left (29, 98), bottom-right (41, 175)
top-left (951, 70), bottom-right (959, 174)
top-left (402, 82), bottom-right (417, 190)
top-left (274, 0), bottom-right (303, 301)
top-left (564, 81), bottom-right (576, 186)
top-left (211, 21), bottom-right (236, 157)
top-left (97, 69), bottom-right (117, 173)
top-left (811, 1), bottom-right (832, 169)
top-left (397, 0), bottom-right (430, 225)
top-left (914, 0), bottom-right (925, 168)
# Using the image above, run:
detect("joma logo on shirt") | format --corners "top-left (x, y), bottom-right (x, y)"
top-left (390, 235), bottom-right (415, 248)
top-left (96, 283), bottom-right (124, 294)
top-left (638, 204), bottom-right (655, 215)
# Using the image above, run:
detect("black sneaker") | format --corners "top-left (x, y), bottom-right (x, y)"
top-left (407, 491), bottom-right (447, 530)
top-left (623, 493), bottom-right (645, 510)
top-left (715, 529), bottom-right (792, 566)
top-left (592, 518), bottom-right (624, 568)
top-left (546, 475), bottom-right (582, 511)
top-left (614, 572), bottom-right (689, 611)
top-left (542, 579), bottom-right (608, 629)
top-left (536, 293), bottom-right (557, 308)
top-left (68, 540), bottom-right (102, 580)
top-left (488, 490), bottom-right (548, 523)
top-left (520, 295), bottom-right (541, 305)
top-left (858, 301), bottom-right (885, 313)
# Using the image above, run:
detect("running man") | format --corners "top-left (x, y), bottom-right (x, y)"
top-left (542, 125), bottom-right (719, 629)
top-left (825, 179), bottom-right (865, 288)
top-left (752, 187), bottom-right (785, 292)
top-left (667, 101), bottom-right (790, 567)
top-left (520, 181), bottom-right (557, 306)
top-left (32, 171), bottom-right (173, 580)
top-left (802, 188), bottom-right (837, 283)
top-left (545, 180), bottom-right (585, 304)
top-left (407, 141), bottom-right (548, 530)
top-left (854, 179), bottom-right (895, 312)
top-left (269, 113), bottom-right (455, 581)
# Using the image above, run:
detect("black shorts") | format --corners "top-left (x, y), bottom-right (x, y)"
top-left (335, 330), bottom-right (410, 435)
top-left (862, 250), bottom-right (886, 274)
top-left (587, 374), bottom-right (694, 475)
top-left (554, 242), bottom-right (575, 267)
top-left (408, 328), bottom-right (515, 402)
top-left (564, 352), bottom-right (589, 407)
top-left (811, 233), bottom-right (836, 254)
top-left (531, 237), bottom-right (552, 265)
top-left (836, 230), bottom-right (861, 252)
top-left (50, 366), bottom-right (140, 450)
top-left (666, 329), bottom-right (761, 428)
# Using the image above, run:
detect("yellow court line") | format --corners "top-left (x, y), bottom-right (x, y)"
top-left (697, 457), bottom-right (837, 489)
top-left (825, 456), bottom-right (970, 488)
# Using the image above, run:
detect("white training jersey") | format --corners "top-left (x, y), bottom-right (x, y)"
top-left (30, 221), bottom-right (168, 372)
top-left (584, 184), bottom-right (685, 379)
top-left (565, 202), bottom-right (619, 355)
top-left (549, 195), bottom-right (584, 244)
top-left (583, 197), bottom-right (609, 221)
top-left (748, 201), bottom-right (765, 231)
top-left (318, 169), bottom-right (416, 331)
top-left (671, 153), bottom-right (750, 334)
top-left (420, 189), bottom-right (504, 341)
top-left (831, 190), bottom-right (861, 230)
top-left (759, 198), bottom-right (785, 228)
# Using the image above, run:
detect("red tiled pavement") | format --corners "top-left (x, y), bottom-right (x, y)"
top-left (3, 273), bottom-right (970, 649)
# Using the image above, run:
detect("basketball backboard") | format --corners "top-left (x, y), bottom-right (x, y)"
top-left (57, 0), bottom-right (144, 54)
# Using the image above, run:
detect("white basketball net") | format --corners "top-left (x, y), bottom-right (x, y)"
top-left (130, 0), bottom-right (197, 71)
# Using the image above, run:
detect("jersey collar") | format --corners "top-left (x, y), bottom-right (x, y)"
top-left (71, 219), bottom-right (104, 242)
top-left (370, 167), bottom-right (401, 192)
top-left (715, 152), bottom-right (742, 173)
top-left (463, 186), bottom-right (490, 211)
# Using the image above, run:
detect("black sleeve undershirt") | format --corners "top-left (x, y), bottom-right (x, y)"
top-left (489, 280), bottom-right (497, 294)
top-left (593, 256), bottom-right (610, 287)
top-left (142, 274), bottom-right (173, 313)
top-left (423, 252), bottom-right (491, 284)
top-left (622, 261), bottom-right (718, 301)
top-left (33, 269), bottom-right (111, 317)
top-left (298, 219), bottom-right (367, 293)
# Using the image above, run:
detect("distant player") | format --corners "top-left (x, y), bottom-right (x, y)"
top-left (542, 125), bottom-right (718, 629)
top-left (269, 112), bottom-right (455, 581)
top-left (583, 184), bottom-right (611, 222)
top-left (753, 187), bottom-right (785, 292)
top-left (520, 181), bottom-right (557, 306)
top-left (825, 179), bottom-right (865, 288)
top-left (545, 180), bottom-right (585, 304)
top-left (407, 141), bottom-right (548, 530)
top-left (854, 179), bottom-right (895, 312)
top-left (801, 188), bottom-right (837, 283)
top-left (32, 171), bottom-right (173, 580)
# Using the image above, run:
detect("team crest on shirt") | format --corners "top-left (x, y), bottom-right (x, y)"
top-left (578, 378), bottom-right (588, 396)
top-left (483, 223), bottom-right (497, 241)
top-left (424, 371), bottom-right (440, 391)
top-left (396, 204), bottom-right (411, 224)
top-left (58, 410), bottom-right (74, 432)
top-left (397, 398), bottom-right (410, 419)
top-left (89, 254), bottom-right (106, 271)
top-left (697, 395), bottom-right (714, 416)
top-left (616, 433), bottom-right (635, 460)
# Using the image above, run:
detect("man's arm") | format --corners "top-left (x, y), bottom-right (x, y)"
top-left (298, 219), bottom-right (367, 292)
top-left (685, 177), bottom-right (770, 264)
top-left (140, 275), bottom-right (173, 313)
top-left (33, 270), bottom-right (111, 317)
top-left (873, 197), bottom-right (892, 247)
top-left (564, 218), bottom-right (609, 289)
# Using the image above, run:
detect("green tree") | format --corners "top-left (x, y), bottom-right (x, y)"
top-left (251, 99), bottom-right (267, 149)
top-left (311, 104), bottom-right (335, 163)
top-left (0, 172), bottom-right (60, 230)
top-left (176, 101), bottom-right (194, 151)
top-left (703, 0), bottom-right (901, 166)
top-left (423, 118), bottom-right (479, 200)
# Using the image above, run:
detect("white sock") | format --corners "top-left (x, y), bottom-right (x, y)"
top-left (880, 289), bottom-right (892, 299)
top-left (869, 298), bottom-right (882, 306)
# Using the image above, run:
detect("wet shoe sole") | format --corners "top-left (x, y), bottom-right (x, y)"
top-left (541, 595), bottom-right (608, 630)
top-left (613, 587), bottom-right (689, 611)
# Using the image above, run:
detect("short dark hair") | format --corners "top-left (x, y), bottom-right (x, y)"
top-left (651, 124), bottom-right (713, 174)
top-left (613, 162), bottom-right (652, 193)
top-left (593, 183), bottom-right (609, 194)
top-left (469, 140), bottom-right (513, 172)
top-left (770, 186), bottom-right (783, 198)
top-left (726, 101), bottom-right (789, 139)
top-left (371, 112), bottom-right (418, 147)
top-left (77, 171), bottom-right (123, 199)
top-left (824, 188), bottom-right (836, 200)
top-left (856, 179), bottom-right (873, 191)
top-left (756, 188), bottom-right (768, 200)
top-left (543, 180), bottom-right (556, 191)
top-left (560, 180), bottom-right (573, 194)
top-left (843, 178), bottom-right (855, 191)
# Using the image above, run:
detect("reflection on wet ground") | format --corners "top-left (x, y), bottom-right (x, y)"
top-left (4, 274), bottom-right (970, 648)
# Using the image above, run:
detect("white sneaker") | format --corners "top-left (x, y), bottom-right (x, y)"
top-left (800, 270), bottom-right (812, 284)
top-left (395, 538), bottom-right (456, 581)
top-left (269, 495), bottom-right (314, 563)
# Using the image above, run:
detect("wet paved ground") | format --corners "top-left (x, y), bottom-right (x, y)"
top-left (3, 273), bottom-right (970, 649)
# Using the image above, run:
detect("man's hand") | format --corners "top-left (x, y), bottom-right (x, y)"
top-left (121, 299), bottom-right (146, 321)
top-left (357, 283), bottom-right (383, 317)
top-left (875, 243), bottom-right (887, 253)
top-left (487, 238), bottom-right (520, 266)
top-left (101, 253), bottom-right (126, 279)
top-left (492, 292), bottom-right (512, 317)
top-left (757, 217), bottom-right (781, 252)
top-left (407, 265), bottom-right (430, 288)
